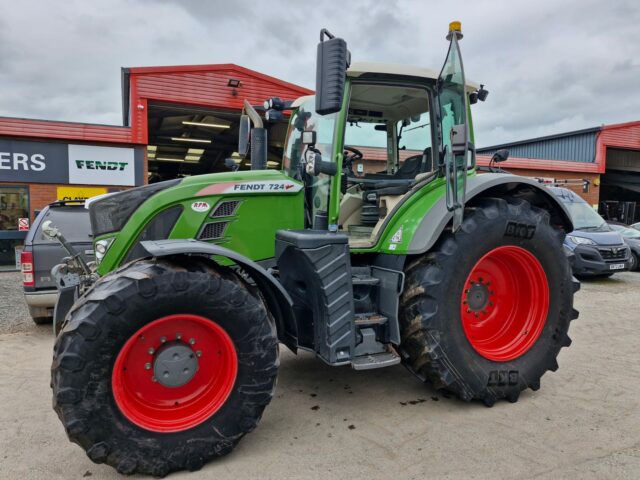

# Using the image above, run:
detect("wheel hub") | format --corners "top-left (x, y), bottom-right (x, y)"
top-left (153, 342), bottom-right (198, 388)
top-left (466, 281), bottom-right (491, 312)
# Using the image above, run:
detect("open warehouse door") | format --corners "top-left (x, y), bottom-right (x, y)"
top-left (121, 63), bottom-right (312, 183)
top-left (145, 102), bottom-right (290, 182)
top-left (600, 147), bottom-right (640, 223)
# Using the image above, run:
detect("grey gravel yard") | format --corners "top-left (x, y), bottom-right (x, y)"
top-left (0, 270), bottom-right (639, 479)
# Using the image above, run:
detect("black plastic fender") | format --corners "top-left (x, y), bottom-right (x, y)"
top-left (141, 239), bottom-right (298, 352)
top-left (408, 173), bottom-right (574, 254)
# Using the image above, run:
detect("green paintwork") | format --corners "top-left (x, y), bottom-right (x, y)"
top-left (328, 79), bottom-right (352, 226)
top-left (352, 176), bottom-right (448, 254)
top-left (96, 170), bottom-right (304, 275)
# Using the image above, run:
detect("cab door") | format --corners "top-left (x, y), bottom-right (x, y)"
top-left (437, 28), bottom-right (469, 231)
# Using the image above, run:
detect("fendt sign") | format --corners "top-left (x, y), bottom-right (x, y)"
top-left (0, 139), bottom-right (143, 186)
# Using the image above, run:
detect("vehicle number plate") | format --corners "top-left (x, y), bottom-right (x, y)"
top-left (609, 263), bottom-right (625, 270)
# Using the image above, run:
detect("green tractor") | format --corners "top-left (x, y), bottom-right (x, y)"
top-left (51, 23), bottom-right (578, 476)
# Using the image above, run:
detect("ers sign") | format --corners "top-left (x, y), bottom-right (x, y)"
top-left (0, 139), bottom-right (140, 186)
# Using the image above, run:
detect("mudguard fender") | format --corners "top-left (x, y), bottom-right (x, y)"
top-left (408, 173), bottom-right (574, 254)
top-left (141, 239), bottom-right (298, 352)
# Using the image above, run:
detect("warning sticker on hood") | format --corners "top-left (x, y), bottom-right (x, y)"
top-left (197, 180), bottom-right (303, 196)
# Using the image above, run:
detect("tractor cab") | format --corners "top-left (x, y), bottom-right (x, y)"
top-left (280, 25), bottom-right (479, 249)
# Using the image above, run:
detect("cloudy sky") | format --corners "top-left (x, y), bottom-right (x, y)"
top-left (0, 0), bottom-right (638, 147)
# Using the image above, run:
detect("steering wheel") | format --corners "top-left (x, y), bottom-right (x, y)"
top-left (343, 145), bottom-right (363, 162)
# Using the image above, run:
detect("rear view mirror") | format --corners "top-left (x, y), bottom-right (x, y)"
top-left (238, 114), bottom-right (250, 159)
top-left (315, 29), bottom-right (350, 115)
top-left (492, 149), bottom-right (509, 163)
top-left (302, 131), bottom-right (316, 145)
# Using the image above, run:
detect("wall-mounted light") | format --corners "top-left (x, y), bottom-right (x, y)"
top-left (227, 78), bottom-right (241, 87)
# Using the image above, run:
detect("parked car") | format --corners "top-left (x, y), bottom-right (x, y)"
top-left (21, 201), bottom-right (93, 324)
top-left (547, 187), bottom-right (631, 277)
top-left (607, 221), bottom-right (640, 271)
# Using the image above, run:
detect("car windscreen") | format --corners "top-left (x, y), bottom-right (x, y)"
top-left (33, 207), bottom-right (92, 244)
top-left (562, 201), bottom-right (607, 230)
top-left (610, 224), bottom-right (640, 239)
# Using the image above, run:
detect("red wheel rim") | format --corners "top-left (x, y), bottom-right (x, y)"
top-left (461, 246), bottom-right (549, 362)
top-left (112, 314), bottom-right (237, 432)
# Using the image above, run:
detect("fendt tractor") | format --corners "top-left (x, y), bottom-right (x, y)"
top-left (48, 23), bottom-right (579, 476)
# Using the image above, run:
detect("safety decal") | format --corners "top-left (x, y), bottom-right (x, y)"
top-left (196, 180), bottom-right (303, 196)
top-left (391, 226), bottom-right (403, 243)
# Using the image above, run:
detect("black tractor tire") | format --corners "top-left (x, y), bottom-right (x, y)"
top-left (51, 256), bottom-right (279, 477)
top-left (399, 197), bottom-right (579, 406)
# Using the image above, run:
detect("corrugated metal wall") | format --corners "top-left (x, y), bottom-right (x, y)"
top-left (0, 117), bottom-right (135, 144)
top-left (478, 130), bottom-right (598, 163)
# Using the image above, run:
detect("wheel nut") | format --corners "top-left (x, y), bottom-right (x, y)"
top-left (148, 347), bottom-right (155, 355)
top-left (176, 333), bottom-right (182, 340)
top-left (160, 336), bottom-right (167, 343)
top-left (196, 350), bottom-right (202, 357)
top-left (152, 376), bottom-right (157, 382)
top-left (189, 338), bottom-right (196, 345)
top-left (144, 362), bottom-right (151, 370)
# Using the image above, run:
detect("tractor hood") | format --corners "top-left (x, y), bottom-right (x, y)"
top-left (92, 170), bottom-right (304, 275)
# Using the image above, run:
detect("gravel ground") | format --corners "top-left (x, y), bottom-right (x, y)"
top-left (0, 271), bottom-right (38, 334)
top-left (0, 270), bottom-right (639, 479)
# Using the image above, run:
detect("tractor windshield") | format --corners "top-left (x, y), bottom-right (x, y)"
top-left (283, 97), bottom-right (337, 223)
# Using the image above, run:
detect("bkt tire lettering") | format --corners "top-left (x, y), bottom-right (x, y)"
top-left (487, 370), bottom-right (519, 387)
top-left (504, 221), bottom-right (536, 239)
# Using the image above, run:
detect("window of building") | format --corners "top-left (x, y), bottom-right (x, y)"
top-left (0, 186), bottom-right (29, 270)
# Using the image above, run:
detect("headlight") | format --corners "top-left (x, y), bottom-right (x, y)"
top-left (567, 235), bottom-right (596, 246)
top-left (94, 238), bottom-right (115, 264)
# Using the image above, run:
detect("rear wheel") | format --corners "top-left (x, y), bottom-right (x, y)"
top-left (399, 197), bottom-right (579, 405)
top-left (51, 256), bottom-right (279, 476)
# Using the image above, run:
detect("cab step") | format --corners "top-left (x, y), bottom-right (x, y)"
top-left (351, 271), bottom-right (380, 286)
top-left (354, 313), bottom-right (388, 326)
top-left (352, 349), bottom-right (401, 370)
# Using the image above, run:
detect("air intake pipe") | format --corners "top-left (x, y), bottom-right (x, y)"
top-left (238, 99), bottom-right (267, 170)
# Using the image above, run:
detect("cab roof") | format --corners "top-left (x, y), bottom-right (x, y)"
top-left (347, 61), bottom-right (479, 90)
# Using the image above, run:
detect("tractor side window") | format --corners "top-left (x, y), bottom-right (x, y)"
top-left (397, 113), bottom-right (432, 172)
top-left (344, 122), bottom-right (388, 175)
top-left (344, 83), bottom-right (431, 177)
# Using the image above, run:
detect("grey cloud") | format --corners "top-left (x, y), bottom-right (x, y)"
top-left (0, 0), bottom-right (638, 147)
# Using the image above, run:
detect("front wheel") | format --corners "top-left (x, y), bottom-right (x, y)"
top-left (399, 197), bottom-right (579, 406)
top-left (51, 257), bottom-right (279, 476)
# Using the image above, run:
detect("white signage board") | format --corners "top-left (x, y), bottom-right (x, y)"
top-left (68, 144), bottom-right (136, 186)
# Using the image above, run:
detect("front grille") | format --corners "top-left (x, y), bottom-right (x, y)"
top-left (198, 221), bottom-right (229, 240)
top-left (599, 247), bottom-right (627, 260)
top-left (211, 200), bottom-right (241, 218)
